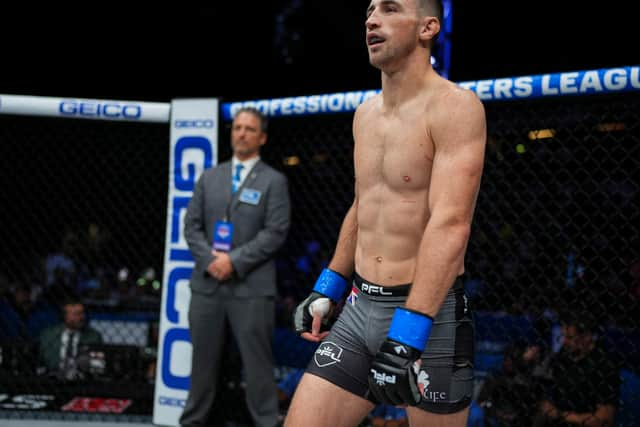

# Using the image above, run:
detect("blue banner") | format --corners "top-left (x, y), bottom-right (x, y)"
top-left (222, 65), bottom-right (640, 120)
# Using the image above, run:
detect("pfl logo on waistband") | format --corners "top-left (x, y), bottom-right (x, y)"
top-left (361, 282), bottom-right (392, 295)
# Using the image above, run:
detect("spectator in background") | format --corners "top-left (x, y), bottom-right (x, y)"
top-left (3, 282), bottom-right (35, 339)
top-left (39, 298), bottom-right (103, 380)
top-left (475, 341), bottom-right (542, 426)
top-left (83, 222), bottom-right (112, 273)
top-left (42, 231), bottom-right (83, 307)
top-left (534, 309), bottom-right (620, 427)
top-left (7, 282), bottom-right (33, 324)
top-left (8, 283), bottom-right (34, 324)
top-left (180, 107), bottom-right (291, 427)
top-left (1, 279), bottom-right (26, 340)
top-left (44, 230), bottom-right (80, 288)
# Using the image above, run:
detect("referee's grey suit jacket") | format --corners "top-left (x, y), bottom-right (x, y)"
top-left (184, 159), bottom-right (291, 297)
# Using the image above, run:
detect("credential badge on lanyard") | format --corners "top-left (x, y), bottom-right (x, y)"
top-left (213, 220), bottom-right (233, 252)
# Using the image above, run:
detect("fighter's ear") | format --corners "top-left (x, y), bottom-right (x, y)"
top-left (419, 15), bottom-right (440, 43)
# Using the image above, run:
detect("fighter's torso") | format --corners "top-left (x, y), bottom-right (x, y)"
top-left (353, 91), bottom-right (437, 286)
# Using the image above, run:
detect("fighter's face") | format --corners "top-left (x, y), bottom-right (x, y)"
top-left (365, 0), bottom-right (420, 69)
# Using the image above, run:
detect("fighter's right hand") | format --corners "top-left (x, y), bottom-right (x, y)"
top-left (293, 268), bottom-right (349, 342)
top-left (293, 291), bottom-right (334, 342)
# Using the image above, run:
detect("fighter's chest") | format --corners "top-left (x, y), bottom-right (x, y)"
top-left (355, 119), bottom-right (434, 174)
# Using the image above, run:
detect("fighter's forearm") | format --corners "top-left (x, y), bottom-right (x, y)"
top-left (328, 200), bottom-right (358, 277)
top-left (405, 220), bottom-right (470, 317)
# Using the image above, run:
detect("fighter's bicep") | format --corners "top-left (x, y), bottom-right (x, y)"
top-left (428, 93), bottom-right (486, 221)
top-left (431, 90), bottom-right (486, 163)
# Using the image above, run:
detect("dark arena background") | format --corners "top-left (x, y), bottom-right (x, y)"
top-left (1, 66), bottom-right (639, 427)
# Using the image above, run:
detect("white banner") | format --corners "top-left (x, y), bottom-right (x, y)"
top-left (153, 99), bottom-right (219, 426)
top-left (0, 94), bottom-right (170, 122)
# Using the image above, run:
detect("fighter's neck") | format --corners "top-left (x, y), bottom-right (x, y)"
top-left (380, 62), bottom-right (437, 108)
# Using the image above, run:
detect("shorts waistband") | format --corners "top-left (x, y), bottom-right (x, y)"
top-left (352, 272), bottom-right (464, 297)
top-left (353, 272), bottom-right (411, 297)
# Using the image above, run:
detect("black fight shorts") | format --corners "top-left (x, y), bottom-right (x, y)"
top-left (305, 272), bottom-right (474, 414)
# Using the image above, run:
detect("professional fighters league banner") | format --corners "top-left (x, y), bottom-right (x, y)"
top-left (154, 99), bottom-right (219, 426)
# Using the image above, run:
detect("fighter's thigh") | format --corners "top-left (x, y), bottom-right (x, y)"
top-left (284, 373), bottom-right (374, 427)
top-left (407, 406), bottom-right (470, 427)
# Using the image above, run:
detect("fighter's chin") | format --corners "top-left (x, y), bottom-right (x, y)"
top-left (368, 54), bottom-right (384, 69)
top-left (368, 56), bottom-right (389, 71)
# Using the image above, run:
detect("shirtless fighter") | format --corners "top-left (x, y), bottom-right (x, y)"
top-left (287, 0), bottom-right (487, 426)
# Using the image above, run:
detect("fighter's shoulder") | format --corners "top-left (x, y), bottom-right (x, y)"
top-left (435, 79), bottom-right (484, 113)
top-left (354, 93), bottom-right (381, 118)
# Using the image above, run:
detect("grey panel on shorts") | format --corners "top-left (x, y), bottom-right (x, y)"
top-left (305, 274), bottom-right (474, 414)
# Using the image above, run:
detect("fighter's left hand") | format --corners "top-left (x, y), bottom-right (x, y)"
top-left (368, 338), bottom-right (422, 406)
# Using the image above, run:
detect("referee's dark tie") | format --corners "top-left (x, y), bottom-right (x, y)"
top-left (232, 163), bottom-right (244, 194)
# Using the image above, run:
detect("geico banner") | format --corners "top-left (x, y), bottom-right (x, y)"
top-left (153, 99), bottom-right (218, 426)
top-left (0, 94), bottom-right (171, 123)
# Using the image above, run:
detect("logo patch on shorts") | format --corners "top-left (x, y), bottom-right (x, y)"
top-left (417, 370), bottom-right (448, 402)
top-left (314, 341), bottom-right (343, 367)
top-left (417, 371), bottom-right (430, 396)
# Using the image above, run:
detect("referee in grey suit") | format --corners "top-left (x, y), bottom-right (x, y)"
top-left (180, 107), bottom-right (291, 427)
